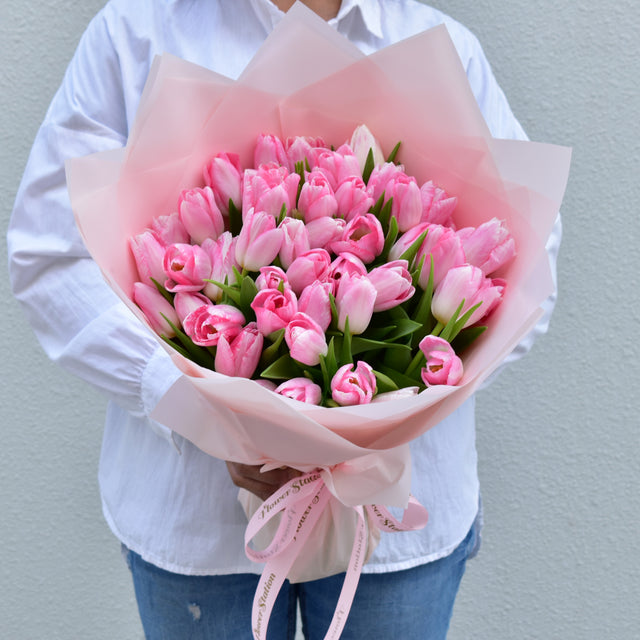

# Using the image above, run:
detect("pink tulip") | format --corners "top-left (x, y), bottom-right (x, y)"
top-left (328, 252), bottom-right (367, 294)
top-left (250, 287), bottom-right (298, 336)
top-left (389, 223), bottom-right (465, 289)
top-left (305, 216), bottom-right (346, 250)
top-left (203, 152), bottom-right (243, 214)
top-left (366, 162), bottom-right (405, 202)
top-left (298, 280), bottom-right (332, 332)
top-left (130, 230), bottom-right (167, 286)
top-left (349, 124), bottom-right (385, 174)
top-left (235, 210), bottom-right (283, 272)
top-left (390, 175), bottom-right (422, 232)
top-left (178, 186), bottom-right (225, 245)
top-left (297, 170), bottom-right (338, 222)
top-left (284, 312), bottom-right (329, 366)
top-left (151, 212), bottom-right (190, 245)
top-left (278, 217), bottom-right (311, 270)
top-left (201, 231), bottom-right (239, 302)
top-left (313, 145), bottom-right (361, 190)
top-left (285, 135), bottom-right (326, 171)
top-left (335, 272), bottom-right (376, 335)
top-left (457, 218), bottom-right (516, 275)
top-left (334, 175), bottom-right (375, 222)
top-left (275, 377), bottom-right (322, 405)
top-left (373, 170), bottom-right (422, 232)
top-left (330, 213), bottom-right (385, 264)
top-left (254, 133), bottom-right (289, 169)
top-left (367, 260), bottom-right (415, 312)
top-left (173, 292), bottom-right (211, 324)
top-left (286, 248), bottom-right (332, 295)
top-left (431, 264), bottom-right (505, 329)
top-left (183, 304), bottom-right (245, 347)
top-left (420, 180), bottom-right (457, 227)
top-left (256, 265), bottom-right (289, 291)
top-left (163, 243), bottom-right (212, 292)
top-left (418, 335), bottom-right (464, 386)
top-left (214, 321), bottom-right (264, 378)
top-left (242, 165), bottom-right (300, 219)
top-left (330, 361), bottom-right (377, 406)
top-left (133, 282), bottom-right (180, 337)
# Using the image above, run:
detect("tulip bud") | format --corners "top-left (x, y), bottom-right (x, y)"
top-left (349, 124), bottom-right (385, 174)
top-left (275, 377), bottom-right (322, 405)
top-left (203, 152), bottom-right (243, 214)
top-left (285, 135), bottom-right (326, 172)
top-left (251, 287), bottom-right (298, 336)
top-left (284, 312), bottom-right (329, 366)
top-left (330, 361), bottom-right (377, 406)
top-left (201, 232), bottom-right (239, 302)
top-left (298, 280), bottom-right (332, 332)
top-left (367, 260), bottom-right (415, 312)
top-left (279, 217), bottom-right (311, 270)
top-left (330, 213), bottom-right (385, 264)
top-left (457, 218), bottom-right (516, 275)
top-left (130, 230), bottom-right (167, 286)
top-left (431, 265), bottom-right (505, 329)
top-left (244, 166), bottom-right (301, 219)
top-left (235, 211), bottom-right (283, 272)
top-left (256, 266), bottom-right (289, 291)
top-left (215, 322), bottom-right (264, 378)
top-left (173, 291), bottom-right (211, 324)
top-left (151, 212), bottom-right (190, 245)
top-left (254, 133), bottom-right (289, 169)
top-left (133, 282), bottom-right (179, 337)
top-left (182, 304), bottom-right (246, 347)
top-left (163, 243), bottom-right (212, 292)
top-left (297, 170), bottom-right (338, 222)
top-left (420, 180), bottom-right (457, 227)
top-left (178, 186), bottom-right (225, 245)
top-left (313, 146), bottom-right (361, 190)
top-left (335, 272), bottom-right (376, 335)
top-left (286, 249), bottom-right (332, 295)
top-left (305, 216), bottom-right (346, 250)
top-left (334, 175), bottom-right (375, 222)
top-left (418, 335), bottom-right (464, 386)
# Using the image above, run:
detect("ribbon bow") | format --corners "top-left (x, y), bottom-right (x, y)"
top-left (245, 471), bottom-right (429, 640)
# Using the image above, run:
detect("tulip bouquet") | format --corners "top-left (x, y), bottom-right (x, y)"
top-left (67, 7), bottom-right (570, 638)
top-left (131, 125), bottom-right (515, 407)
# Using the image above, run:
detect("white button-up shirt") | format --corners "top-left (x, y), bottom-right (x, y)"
top-left (8, 0), bottom-right (561, 575)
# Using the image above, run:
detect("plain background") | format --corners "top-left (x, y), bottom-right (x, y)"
top-left (1, 1), bottom-right (638, 638)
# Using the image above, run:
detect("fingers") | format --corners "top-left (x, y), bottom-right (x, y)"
top-left (226, 462), bottom-right (301, 501)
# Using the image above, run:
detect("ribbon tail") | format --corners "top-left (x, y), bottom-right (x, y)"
top-left (322, 505), bottom-right (368, 640)
top-left (252, 484), bottom-right (331, 640)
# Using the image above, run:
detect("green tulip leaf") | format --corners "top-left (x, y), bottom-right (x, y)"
top-left (260, 354), bottom-right (302, 380)
top-left (362, 148), bottom-right (375, 184)
top-left (372, 369), bottom-right (399, 394)
top-left (386, 140), bottom-right (402, 164)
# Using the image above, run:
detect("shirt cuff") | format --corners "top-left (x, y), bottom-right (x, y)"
top-left (140, 344), bottom-right (183, 441)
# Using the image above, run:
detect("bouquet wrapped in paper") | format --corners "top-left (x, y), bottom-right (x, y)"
top-left (66, 5), bottom-right (570, 638)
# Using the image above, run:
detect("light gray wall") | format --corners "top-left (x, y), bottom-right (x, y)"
top-left (1, 1), bottom-right (638, 639)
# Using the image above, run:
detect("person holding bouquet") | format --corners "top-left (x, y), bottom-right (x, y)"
top-left (8, 0), bottom-right (561, 638)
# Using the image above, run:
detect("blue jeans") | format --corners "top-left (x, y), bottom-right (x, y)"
top-left (125, 522), bottom-right (477, 639)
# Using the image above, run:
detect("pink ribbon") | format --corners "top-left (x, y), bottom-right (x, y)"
top-left (245, 471), bottom-right (429, 640)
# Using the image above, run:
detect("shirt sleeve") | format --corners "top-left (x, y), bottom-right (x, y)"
top-left (7, 9), bottom-right (182, 429)
top-left (460, 30), bottom-right (563, 383)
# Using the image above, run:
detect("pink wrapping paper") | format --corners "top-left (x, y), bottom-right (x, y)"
top-left (67, 5), bottom-right (570, 509)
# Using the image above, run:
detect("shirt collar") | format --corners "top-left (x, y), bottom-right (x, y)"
top-left (248, 0), bottom-right (383, 40)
